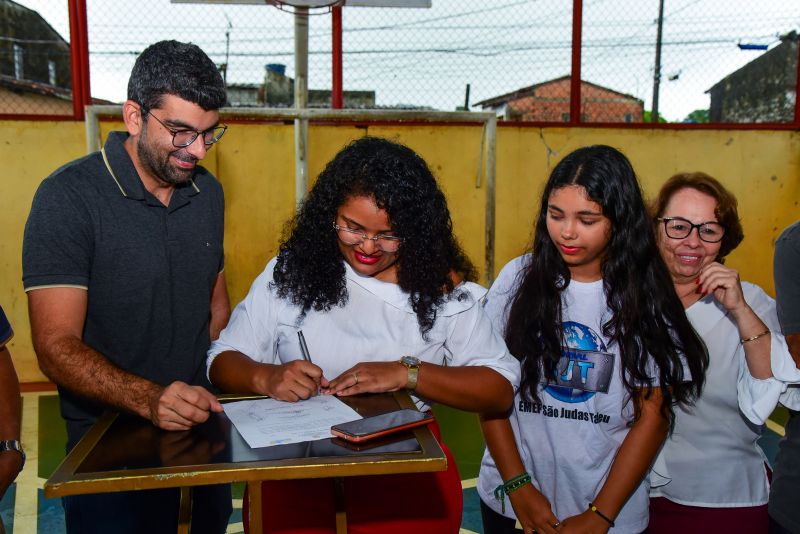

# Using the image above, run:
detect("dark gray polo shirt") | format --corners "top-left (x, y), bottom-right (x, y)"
top-left (23, 131), bottom-right (225, 447)
top-left (770, 220), bottom-right (800, 532)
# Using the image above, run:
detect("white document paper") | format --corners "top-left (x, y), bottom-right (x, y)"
top-left (223, 395), bottom-right (363, 448)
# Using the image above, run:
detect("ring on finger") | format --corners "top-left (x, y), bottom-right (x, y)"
top-left (553, 521), bottom-right (561, 528)
top-left (353, 372), bottom-right (359, 385)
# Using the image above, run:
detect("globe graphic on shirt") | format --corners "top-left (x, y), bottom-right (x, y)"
top-left (544, 320), bottom-right (607, 403)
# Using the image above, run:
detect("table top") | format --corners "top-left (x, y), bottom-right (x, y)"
top-left (44, 392), bottom-right (447, 498)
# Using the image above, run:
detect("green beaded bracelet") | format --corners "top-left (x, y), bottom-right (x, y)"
top-left (493, 472), bottom-right (532, 513)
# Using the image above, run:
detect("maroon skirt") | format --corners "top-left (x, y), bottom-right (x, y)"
top-left (243, 419), bottom-right (463, 534)
top-left (648, 496), bottom-right (769, 534)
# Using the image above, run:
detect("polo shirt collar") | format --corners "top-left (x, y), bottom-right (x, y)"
top-left (102, 131), bottom-right (201, 203)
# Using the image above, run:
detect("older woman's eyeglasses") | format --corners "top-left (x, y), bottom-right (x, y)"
top-left (657, 217), bottom-right (726, 243)
top-left (333, 222), bottom-right (403, 252)
top-left (146, 110), bottom-right (227, 148)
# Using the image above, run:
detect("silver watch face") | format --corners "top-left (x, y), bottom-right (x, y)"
top-left (401, 356), bottom-right (421, 367)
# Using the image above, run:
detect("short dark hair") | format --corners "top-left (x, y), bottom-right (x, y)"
top-left (127, 40), bottom-right (226, 111)
top-left (652, 172), bottom-right (744, 261)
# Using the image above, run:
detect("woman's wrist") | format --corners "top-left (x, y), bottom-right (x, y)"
top-left (493, 471), bottom-right (532, 513)
top-left (251, 363), bottom-right (274, 396)
top-left (729, 302), bottom-right (756, 323)
top-left (588, 501), bottom-right (615, 528)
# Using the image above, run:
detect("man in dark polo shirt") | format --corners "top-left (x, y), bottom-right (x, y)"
top-left (770, 220), bottom-right (800, 534)
top-left (23, 41), bottom-right (232, 533)
top-left (0, 303), bottom-right (23, 529)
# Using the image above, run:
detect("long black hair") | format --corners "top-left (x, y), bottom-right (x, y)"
top-left (505, 145), bottom-right (707, 423)
top-left (273, 136), bottom-right (476, 335)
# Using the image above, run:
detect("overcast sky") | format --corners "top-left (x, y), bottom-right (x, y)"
top-left (14, 0), bottom-right (799, 121)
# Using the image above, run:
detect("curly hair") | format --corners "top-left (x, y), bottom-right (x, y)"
top-left (128, 40), bottom-right (226, 111)
top-left (651, 172), bottom-right (744, 262)
top-left (505, 145), bottom-right (707, 425)
top-left (272, 136), bottom-right (477, 336)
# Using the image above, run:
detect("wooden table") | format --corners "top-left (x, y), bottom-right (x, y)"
top-left (44, 392), bottom-right (447, 534)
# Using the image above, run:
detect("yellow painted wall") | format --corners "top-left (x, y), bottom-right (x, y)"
top-left (1, 119), bottom-right (798, 383)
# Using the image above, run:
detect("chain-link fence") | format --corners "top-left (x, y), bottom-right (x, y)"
top-left (2, 0), bottom-right (798, 124)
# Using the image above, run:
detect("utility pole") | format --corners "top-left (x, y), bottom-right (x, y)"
top-left (651, 0), bottom-right (665, 123)
top-left (223, 14), bottom-right (232, 86)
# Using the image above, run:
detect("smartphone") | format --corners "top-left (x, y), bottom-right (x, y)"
top-left (330, 409), bottom-right (434, 443)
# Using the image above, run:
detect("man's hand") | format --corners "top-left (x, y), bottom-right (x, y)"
top-left (0, 451), bottom-right (23, 500)
top-left (147, 381), bottom-right (223, 431)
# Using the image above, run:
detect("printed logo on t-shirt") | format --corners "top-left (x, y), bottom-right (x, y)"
top-left (545, 321), bottom-right (614, 403)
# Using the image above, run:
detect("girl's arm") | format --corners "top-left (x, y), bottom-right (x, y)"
top-left (480, 412), bottom-right (561, 534)
top-left (560, 387), bottom-right (669, 534)
top-left (326, 361), bottom-right (514, 413)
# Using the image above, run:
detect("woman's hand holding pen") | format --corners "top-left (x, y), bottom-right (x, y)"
top-left (252, 360), bottom-right (327, 402)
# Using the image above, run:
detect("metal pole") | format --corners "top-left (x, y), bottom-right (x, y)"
top-left (569, 0), bottom-right (582, 124)
top-left (794, 34), bottom-right (800, 125)
top-left (294, 7), bottom-right (309, 207)
top-left (68, 0), bottom-right (90, 120)
top-left (85, 106), bottom-right (101, 153)
top-left (332, 6), bottom-right (343, 109)
top-left (484, 115), bottom-right (497, 285)
top-left (651, 0), bottom-right (665, 123)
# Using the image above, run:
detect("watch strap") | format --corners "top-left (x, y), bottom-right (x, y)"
top-left (400, 356), bottom-right (421, 390)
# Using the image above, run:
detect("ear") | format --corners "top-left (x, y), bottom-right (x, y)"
top-left (122, 100), bottom-right (144, 137)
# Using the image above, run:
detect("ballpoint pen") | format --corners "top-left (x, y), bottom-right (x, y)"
top-left (298, 330), bottom-right (312, 363)
top-left (298, 330), bottom-right (323, 394)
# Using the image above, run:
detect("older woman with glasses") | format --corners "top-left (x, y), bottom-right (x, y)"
top-left (207, 136), bottom-right (520, 534)
top-left (648, 172), bottom-right (800, 534)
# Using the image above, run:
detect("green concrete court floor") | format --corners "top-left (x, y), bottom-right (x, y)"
top-left (0, 393), bottom-right (789, 534)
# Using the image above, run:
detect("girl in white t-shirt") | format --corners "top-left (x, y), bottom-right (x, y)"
top-left (477, 145), bottom-right (708, 534)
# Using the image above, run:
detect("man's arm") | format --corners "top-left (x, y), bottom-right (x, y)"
top-left (209, 272), bottom-right (230, 341)
top-left (775, 226), bottom-right (800, 367)
top-left (28, 287), bottom-right (222, 430)
top-left (0, 345), bottom-right (22, 499)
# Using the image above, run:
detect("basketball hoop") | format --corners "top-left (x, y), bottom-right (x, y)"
top-left (267, 0), bottom-right (345, 15)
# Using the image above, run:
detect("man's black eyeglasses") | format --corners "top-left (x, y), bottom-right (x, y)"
top-left (145, 110), bottom-right (227, 148)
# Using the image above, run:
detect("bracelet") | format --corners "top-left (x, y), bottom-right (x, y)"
top-left (589, 502), bottom-right (615, 527)
top-left (741, 329), bottom-right (770, 344)
top-left (493, 472), bottom-right (532, 513)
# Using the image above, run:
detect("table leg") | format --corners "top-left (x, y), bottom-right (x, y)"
top-left (178, 486), bottom-right (191, 534)
top-left (334, 477), bottom-right (347, 534)
top-left (248, 481), bottom-right (263, 534)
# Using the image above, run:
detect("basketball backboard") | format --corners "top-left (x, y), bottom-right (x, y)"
top-left (170, 1), bottom-right (431, 7)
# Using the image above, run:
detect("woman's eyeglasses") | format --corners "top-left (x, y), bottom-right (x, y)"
top-left (333, 222), bottom-right (403, 252)
top-left (657, 217), bottom-right (726, 243)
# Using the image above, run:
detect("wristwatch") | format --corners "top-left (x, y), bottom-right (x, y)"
top-left (0, 439), bottom-right (25, 471)
top-left (399, 356), bottom-right (421, 390)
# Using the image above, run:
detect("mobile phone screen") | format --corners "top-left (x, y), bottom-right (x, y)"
top-left (331, 409), bottom-right (434, 442)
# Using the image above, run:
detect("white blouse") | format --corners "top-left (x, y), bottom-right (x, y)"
top-left (208, 257), bottom-right (521, 411)
top-left (651, 282), bottom-right (800, 507)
